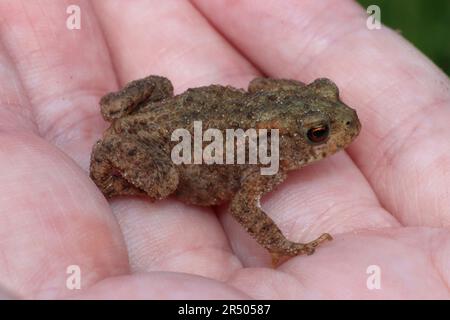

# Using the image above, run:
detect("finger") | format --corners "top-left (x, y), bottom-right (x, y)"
top-left (0, 0), bottom-right (117, 169)
top-left (228, 227), bottom-right (450, 299)
top-left (92, 0), bottom-right (258, 90)
top-left (0, 4), bottom-right (128, 296)
top-left (193, 0), bottom-right (450, 227)
top-left (219, 153), bottom-right (399, 266)
top-left (90, 0), bottom-right (259, 277)
top-left (0, 133), bottom-right (128, 298)
top-left (72, 272), bottom-right (250, 299)
top-left (112, 198), bottom-right (242, 281)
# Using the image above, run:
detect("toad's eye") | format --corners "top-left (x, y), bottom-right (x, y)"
top-left (306, 124), bottom-right (329, 144)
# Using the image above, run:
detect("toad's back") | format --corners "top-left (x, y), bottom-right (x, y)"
top-left (118, 84), bottom-right (300, 136)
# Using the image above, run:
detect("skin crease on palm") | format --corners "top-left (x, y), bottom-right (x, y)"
top-left (0, 0), bottom-right (449, 300)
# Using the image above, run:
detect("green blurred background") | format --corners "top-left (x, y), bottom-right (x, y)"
top-left (357, 0), bottom-right (450, 76)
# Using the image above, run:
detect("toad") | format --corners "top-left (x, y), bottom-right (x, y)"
top-left (90, 75), bottom-right (361, 261)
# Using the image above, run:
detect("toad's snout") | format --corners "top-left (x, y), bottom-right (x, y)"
top-left (342, 109), bottom-right (361, 138)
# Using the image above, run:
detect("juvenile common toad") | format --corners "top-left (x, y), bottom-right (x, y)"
top-left (90, 75), bottom-right (361, 260)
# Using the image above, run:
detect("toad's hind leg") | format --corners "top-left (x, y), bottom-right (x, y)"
top-left (90, 140), bottom-right (145, 198)
top-left (100, 75), bottom-right (174, 121)
top-left (230, 170), bottom-right (332, 264)
top-left (90, 132), bottom-right (179, 199)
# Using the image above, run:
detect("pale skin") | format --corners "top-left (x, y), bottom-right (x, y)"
top-left (0, 0), bottom-right (449, 299)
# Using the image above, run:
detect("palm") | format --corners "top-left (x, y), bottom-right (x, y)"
top-left (0, 0), bottom-right (448, 299)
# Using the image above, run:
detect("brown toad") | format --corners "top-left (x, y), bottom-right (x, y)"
top-left (90, 75), bottom-right (361, 260)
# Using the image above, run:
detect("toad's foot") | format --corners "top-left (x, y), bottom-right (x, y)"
top-left (285, 233), bottom-right (333, 256)
top-left (270, 233), bottom-right (333, 266)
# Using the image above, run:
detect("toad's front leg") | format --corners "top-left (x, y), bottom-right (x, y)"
top-left (230, 169), bottom-right (332, 263)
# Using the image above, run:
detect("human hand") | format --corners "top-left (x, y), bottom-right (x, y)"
top-left (0, 0), bottom-right (448, 299)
